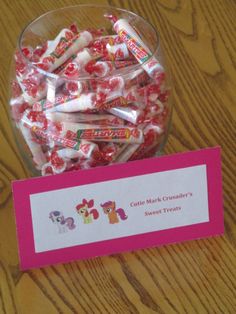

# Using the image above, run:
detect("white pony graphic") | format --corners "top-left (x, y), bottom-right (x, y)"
top-left (49, 211), bottom-right (76, 233)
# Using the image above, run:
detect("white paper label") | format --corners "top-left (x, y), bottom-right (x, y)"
top-left (30, 165), bottom-right (209, 253)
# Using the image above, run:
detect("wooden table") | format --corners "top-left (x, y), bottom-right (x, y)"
top-left (0, 0), bottom-right (235, 313)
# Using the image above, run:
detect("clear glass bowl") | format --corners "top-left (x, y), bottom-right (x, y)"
top-left (9, 5), bottom-right (172, 176)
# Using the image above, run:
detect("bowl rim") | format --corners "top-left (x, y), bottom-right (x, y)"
top-left (17, 4), bottom-right (160, 81)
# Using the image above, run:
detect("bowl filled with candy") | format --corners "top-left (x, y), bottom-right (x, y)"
top-left (9, 5), bottom-right (172, 176)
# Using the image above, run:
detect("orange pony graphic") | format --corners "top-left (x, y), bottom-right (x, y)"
top-left (76, 199), bottom-right (99, 224)
top-left (100, 201), bottom-right (128, 224)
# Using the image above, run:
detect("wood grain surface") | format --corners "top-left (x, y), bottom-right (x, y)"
top-left (0, 0), bottom-right (236, 313)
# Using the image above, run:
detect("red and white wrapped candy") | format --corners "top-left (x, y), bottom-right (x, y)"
top-left (106, 15), bottom-right (165, 83)
top-left (99, 142), bottom-right (127, 162)
top-left (33, 93), bottom-right (97, 112)
top-left (46, 112), bottom-right (124, 125)
top-left (11, 14), bottom-right (171, 176)
top-left (104, 42), bottom-right (131, 60)
top-left (108, 103), bottom-right (144, 124)
top-left (19, 122), bottom-right (47, 168)
top-left (37, 30), bottom-right (93, 72)
top-left (41, 29), bottom-right (75, 58)
top-left (56, 122), bottom-right (144, 143)
top-left (21, 110), bottom-right (99, 158)
top-left (128, 120), bottom-right (165, 161)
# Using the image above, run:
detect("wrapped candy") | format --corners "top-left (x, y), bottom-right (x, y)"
top-left (129, 121), bottom-right (166, 161)
top-left (33, 93), bottom-right (97, 112)
top-left (53, 121), bottom-right (144, 143)
top-left (10, 8), bottom-right (171, 176)
top-left (124, 68), bottom-right (150, 89)
top-left (85, 60), bottom-right (114, 77)
top-left (21, 110), bottom-right (99, 159)
top-left (75, 126), bottom-right (143, 143)
top-left (99, 142), bottom-right (128, 162)
top-left (108, 103), bottom-right (144, 124)
top-left (18, 122), bottom-right (47, 168)
top-left (37, 30), bottom-right (94, 72)
top-left (106, 15), bottom-right (165, 84)
top-left (114, 144), bottom-right (140, 163)
top-left (40, 29), bottom-right (75, 58)
top-left (105, 42), bottom-right (131, 60)
top-left (46, 112), bottom-right (124, 125)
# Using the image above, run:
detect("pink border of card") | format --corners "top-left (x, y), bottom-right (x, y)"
top-left (12, 147), bottom-right (224, 270)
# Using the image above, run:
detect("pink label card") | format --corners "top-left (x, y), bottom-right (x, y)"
top-left (12, 147), bottom-right (224, 270)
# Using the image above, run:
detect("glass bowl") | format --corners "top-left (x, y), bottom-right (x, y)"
top-left (9, 4), bottom-right (172, 176)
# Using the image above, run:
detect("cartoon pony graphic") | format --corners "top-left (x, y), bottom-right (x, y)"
top-left (76, 199), bottom-right (99, 224)
top-left (49, 211), bottom-right (76, 233)
top-left (100, 201), bottom-right (128, 224)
